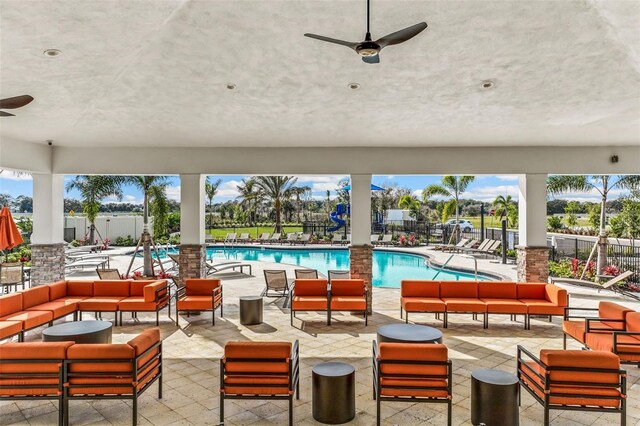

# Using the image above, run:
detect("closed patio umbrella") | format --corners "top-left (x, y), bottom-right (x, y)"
top-left (0, 206), bottom-right (24, 257)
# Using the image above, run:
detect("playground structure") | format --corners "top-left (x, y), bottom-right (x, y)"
top-left (328, 203), bottom-right (384, 233)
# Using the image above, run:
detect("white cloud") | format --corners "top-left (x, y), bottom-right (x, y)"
top-left (217, 181), bottom-right (241, 198)
top-left (0, 170), bottom-right (32, 181)
top-left (165, 186), bottom-right (181, 201)
top-left (495, 175), bottom-right (519, 182)
top-left (102, 194), bottom-right (142, 204)
top-left (295, 175), bottom-right (348, 196)
top-left (412, 189), bottom-right (423, 198)
top-left (461, 185), bottom-right (520, 202)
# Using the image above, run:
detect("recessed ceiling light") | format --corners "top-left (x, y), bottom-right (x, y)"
top-left (43, 49), bottom-right (61, 57)
top-left (226, 83), bottom-right (236, 90)
top-left (348, 83), bottom-right (360, 90)
top-left (481, 79), bottom-right (496, 89)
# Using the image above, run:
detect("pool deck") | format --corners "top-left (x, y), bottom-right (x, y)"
top-left (5, 244), bottom-right (639, 425)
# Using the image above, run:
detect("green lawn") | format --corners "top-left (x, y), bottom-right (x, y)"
top-left (205, 226), bottom-right (303, 240)
top-left (460, 216), bottom-right (591, 230)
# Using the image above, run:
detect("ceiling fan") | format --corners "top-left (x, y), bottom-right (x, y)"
top-left (304, 0), bottom-right (427, 63)
top-left (0, 95), bottom-right (34, 117)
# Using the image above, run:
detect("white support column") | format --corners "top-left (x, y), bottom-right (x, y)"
top-left (178, 174), bottom-right (206, 282)
top-left (517, 174), bottom-right (549, 282)
top-left (350, 174), bottom-right (372, 245)
top-left (30, 173), bottom-right (65, 285)
top-left (349, 174), bottom-right (373, 313)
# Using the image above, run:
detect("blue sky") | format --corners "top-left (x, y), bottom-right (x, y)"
top-left (0, 172), bottom-right (629, 204)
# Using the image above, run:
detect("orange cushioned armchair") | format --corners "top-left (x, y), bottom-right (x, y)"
top-left (373, 341), bottom-right (452, 426)
top-left (290, 279), bottom-right (329, 326)
top-left (118, 279), bottom-right (169, 326)
top-left (64, 328), bottom-right (162, 426)
top-left (517, 346), bottom-right (626, 426)
top-left (174, 278), bottom-right (223, 326)
top-left (563, 301), bottom-right (633, 349)
top-left (329, 279), bottom-right (368, 325)
top-left (220, 340), bottom-right (300, 426)
top-left (0, 341), bottom-right (72, 426)
top-left (77, 280), bottom-right (130, 325)
top-left (400, 280), bottom-right (445, 324)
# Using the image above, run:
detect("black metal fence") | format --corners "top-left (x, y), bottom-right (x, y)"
top-left (63, 227), bottom-right (76, 243)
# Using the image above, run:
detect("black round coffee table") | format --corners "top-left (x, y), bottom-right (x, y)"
top-left (239, 296), bottom-right (263, 325)
top-left (471, 368), bottom-right (519, 426)
top-left (312, 362), bottom-right (355, 424)
top-left (377, 323), bottom-right (443, 344)
top-left (42, 320), bottom-right (113, 344)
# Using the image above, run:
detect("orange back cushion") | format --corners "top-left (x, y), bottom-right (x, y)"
top-left (67, 344), bottom-right (134, 374)
top-left (0, 293), bottom-right (22, 317)
top-left (67, 281), bottom-right (94, 297)
top-left (541, 349), bottom-right (620, 385)
top-left (440, 281), bottom-right (478, 298)
top-left (478, 282), bottom-right (517, 299)
top-left (0, 341), bottom-right (73, 375)
top-left (599, 301), bottom-right (633, 330)
top-left (94, 280), bottom-right (130, 297)
top-left (185, 279), bottom-right (220, 296)
top-left (401, 280), bottom-right (440, 298)
top-left (48, 281), bottom-right (68, 300)
top-left (516, 283), bottom-right (547, 300)
top-left (224, 341), bottom-right (291, 375)
top-left (21, 285), bottom-right (50, 309)
top-left (331, 279), bottom-right (364, 296)
top-left (130, 280), bottom-right (157, 296)
top-left (128, 328), bottom-right (160, 369)
top-left (379, 343), bottom-right (448, 377)
top-left (294, 279), bottom-right (328, 296)
top-left (626, 312), bottom-right (640, 332)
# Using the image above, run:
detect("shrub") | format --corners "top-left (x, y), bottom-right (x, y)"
top-left (548, 259), bottom-right (573, 278)
top-left (547, 216), bottom-right (563, 231)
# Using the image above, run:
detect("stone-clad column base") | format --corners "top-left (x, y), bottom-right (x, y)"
top-left (516, 246), bottom-right (549, 283)
top-left (350, 244), bottom-right (373, 314)
top-left (31, 243), bottom-right (65, 286)
top-left (178, 244), bottom-right (206, 285)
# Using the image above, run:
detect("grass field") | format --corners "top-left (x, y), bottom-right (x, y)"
top-left (205, 226), bottom-right (303, 240)
top-left (460, 216), bottom-right (591, 230)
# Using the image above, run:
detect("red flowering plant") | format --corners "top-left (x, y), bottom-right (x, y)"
top-left (570, 258), bottom-right (595, 279)
top-left (156, 271), bottom-right (173, 279)
top-left (408, 234), bottom-right (417, 246)
top-left (100, 238), bottom-right (111, 250)
top-left (603, 265), bottom-right (620, 276)
top-left (398, 235), bottom-right (407, 246)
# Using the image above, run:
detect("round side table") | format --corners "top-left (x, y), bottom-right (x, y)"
top-left (239, 296), bottom-right (263, 325)
top-left (471, 368), bottom-right (519, 426)
top-left (377, 323), bottom-right (443, 344)
top-left (312, 362), bottom-right (355, 424)
top-left (42, 320), bottom-right (112, 344)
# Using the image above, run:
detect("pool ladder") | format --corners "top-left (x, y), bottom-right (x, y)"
top-left (431, 254), bottom-right (479, 281)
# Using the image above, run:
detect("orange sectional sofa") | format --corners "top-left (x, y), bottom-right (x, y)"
top-left (563, 301), bottom-right (640, 365)
top-left (290, 278), bottom-right (367, 326)
top-left (0, 279), bottom-right (169, 341)
top-left (0, 328), bottom-right (162, 426)
top-left (400, 280), bottom-right (568, 329)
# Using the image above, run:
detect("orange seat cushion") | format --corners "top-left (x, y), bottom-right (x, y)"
top-left (519, 299), bottom-right (564, 315)
top-left (51, 296), bottom-right (88, 305)
top-left (331, 296), bottom-right (366, 311)
top-left (441, 298), bottom-right (486, 312)
top-left (130, 280), bottom-right (158, 296)
top-left (291, 296), bottom-right (328, 311)
top-left (516, 283), bottom-right (547, 300)
top-left (222, 341), bottom-right (291, 395)
top-left (177, 295), bottom-right (220, 311)
top-left (48, 281), bottom-right (68, 300)
top-left (0, 310), bottom-right (53, 329)
top-left (585, 332), bottom-right (640, 362)
top-left (627, 312), bottom-right (640, 332)
top-left (0, 293), bottom-right (22, 317)
top-left (401, 297), bottom-right (446, 312)
top-left (93, 280), bottom-right (130, 297)
top-left (331, 279), bottom-right (365, 296)
top-left (223, 375), bottom-right (291, 395)
top-left (545, 284), bottom-right (568, 308)
top-left (598, 301), bottom-right (633, 330)
top-left (67, 281), bottom-right (94, 297)
top-left (118, 297), bottom-right (160, 311)
top-left (481, 299), bottom-right (527, 314)
top-left (0, 321), bottom-right (23, 339)
top-left (293, 279), bottom-right (328, 296)
top-left (563, 320), bottom-right (587, 344)
top-left (143, 281), bottom-right (167, 303)
top-left (26, 301), bottom-right (77, 318)
top-left (21, 286), bottom-right (50, 309)
top-left (478, 282), bottom-right (517, 299)
top-left (77, 297), bottom-right (124, 311)
top-left (379, 378), bottom-right (449, 398)
top-left (401, 280), bottom-right (440, 298)
top-left (185, 278), bottom-right (221, 296)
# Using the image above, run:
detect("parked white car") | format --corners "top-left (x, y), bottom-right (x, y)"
top-left (443, 219), bottom-right (474, 233)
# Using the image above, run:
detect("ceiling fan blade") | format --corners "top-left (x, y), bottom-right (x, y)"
top-left (304, 34), bottom-right (358, 50)
top-left (0, 95), bottom-right (34, 109)
top-left (0, 111), bottom-right (16, 117)
top-left (375, 22), bottom-right (427, 49)
top-left (362, 55), bottom-right (380, 64)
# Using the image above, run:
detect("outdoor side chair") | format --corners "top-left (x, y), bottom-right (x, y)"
top-left (0, 262), bottom-right (25, 293)
top-left (294, 269), bottom-right (318, 279)
top-left (328, 270), bottom-right (350, 282)
top-left (263, 270), bottom-right (291, 307)
top-left (95, 268), bottom-right (122, 280)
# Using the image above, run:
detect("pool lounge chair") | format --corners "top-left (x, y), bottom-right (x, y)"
top-left (224, 233), bottom-right (237, 245)
top-left (378, 234), bottom-right (393, 246)
top-left (285, 233), bottom-right (299, 244)
top-left (459, 239), bottom-right (492, 255)
top-left (268, 232), bottom-right (281, 244)
top-left (465, 239), bottom-right (501, 257)
top-left (65, 258), bottom-right (109, 271)
top-left (344, 234), bottom-right (351, 244)
top-left (432, 238), bottom-right (469, 252)
top-left (206, 260), bottom-right (252, 276)
top-left (236, 233), bottom-right (250, 243)
top-left (256, 232), bottom-right (270, 243)
top-left (551, 270), bottom-right (638, 301)
top-left (293, 234), bottom-right (311, 245)
top-left (371, 234), bottom-right (380, 244)
top-left (331, 234), bottom-right (343, 245)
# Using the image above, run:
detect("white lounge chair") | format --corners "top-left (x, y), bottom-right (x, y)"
top-left (285, 233), bottom-right (298, 244)
top-left (236, 233), bottom-right (250, 243)
top-left (256, 233), bottom-right (270, 243)
top-left (65, 258), bottom-right (109, 271)
top-left (224, 233), bottom-right (237, 245)
top-left (205, 260), bottom-right (252, 276)
top-left (550, 270), bottom-right (637, 300)
top-left (268, 233), bottom-right (281, 244)
top-left (371, 234), bottom-right (380, 244)
top-left (294, 234), bottom-right (310, 245)
top-left (331, 234), bottom-right (343, 245)
top-left (378, 234), bottom-right (393, 246)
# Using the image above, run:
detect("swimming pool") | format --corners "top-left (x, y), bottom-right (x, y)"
top-left (155, 247), bottom-right (487, 288)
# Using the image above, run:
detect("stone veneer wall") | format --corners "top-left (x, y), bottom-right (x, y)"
top-left (30, 243), bottom-right (65, 286)
top-left (349, 244), bottom-right (373, 314)
top-left (516, 246), bottom-right (549, 283)
top-left (178, 244), bottom-right (206, 285)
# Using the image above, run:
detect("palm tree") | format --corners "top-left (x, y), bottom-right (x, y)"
top-left (547, 175), bottom-right (640, 275)
top-left (205, 177), bottom-right (222, 229)
top-left (253, 176), bottom-right (298, 233)
top-left (291, 186), bottom-right (311, 223)
top-left (423, 176), bottom-right (475, 242)
top-left (492, 195), bottom-right (516, 227)
top-left (65, 176), bottom-right (124, 244)
top-left (398, 194), bottom-right (421, 219)
top-left (124, 176), bottom-right (169, 277)
top-left (236, 178), bottom-right (260, 224)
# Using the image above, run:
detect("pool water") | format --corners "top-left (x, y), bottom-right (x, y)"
top-left (155, 247), bottom-right (485, 288)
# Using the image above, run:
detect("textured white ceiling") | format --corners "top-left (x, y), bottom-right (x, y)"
top-left (1, 0), bottom-right (639, 148)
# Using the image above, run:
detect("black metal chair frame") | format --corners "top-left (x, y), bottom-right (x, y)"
top-left (262, 270), bottom-right (291, 307)
top-left (562, 306), bottom-right (625, 349)
top-left (290, 282), bottom-right (330, 326)
top-left (63, 340), bottom-right (162, 426)
top-left (171, 281), bottom-right (223, 326)
top-left (516, 345), bottom-right (627, 426)
top-left (220, 340), bottom-right (300, 426)
top-left (118, 282), bottom-right (170, 327)
top-left (372, 341), bottom-right (452, 426)
top-left (330, 284), bottom-right (368, 326)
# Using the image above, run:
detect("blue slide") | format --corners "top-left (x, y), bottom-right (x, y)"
top-left (327, 203), bottom-right (348, 232)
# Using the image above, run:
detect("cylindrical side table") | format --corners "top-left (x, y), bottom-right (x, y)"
top-left (471, 368), bottom-right (519, 426)
top-left (239, 296), bottom-right (263, 325)
top-left (42, 321), bottom-right (112, 344)
top-left (312, 362), bottom-right (355, 424)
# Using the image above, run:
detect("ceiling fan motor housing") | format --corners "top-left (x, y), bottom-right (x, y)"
top-left (356, 41), bottom-right (380, 56)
